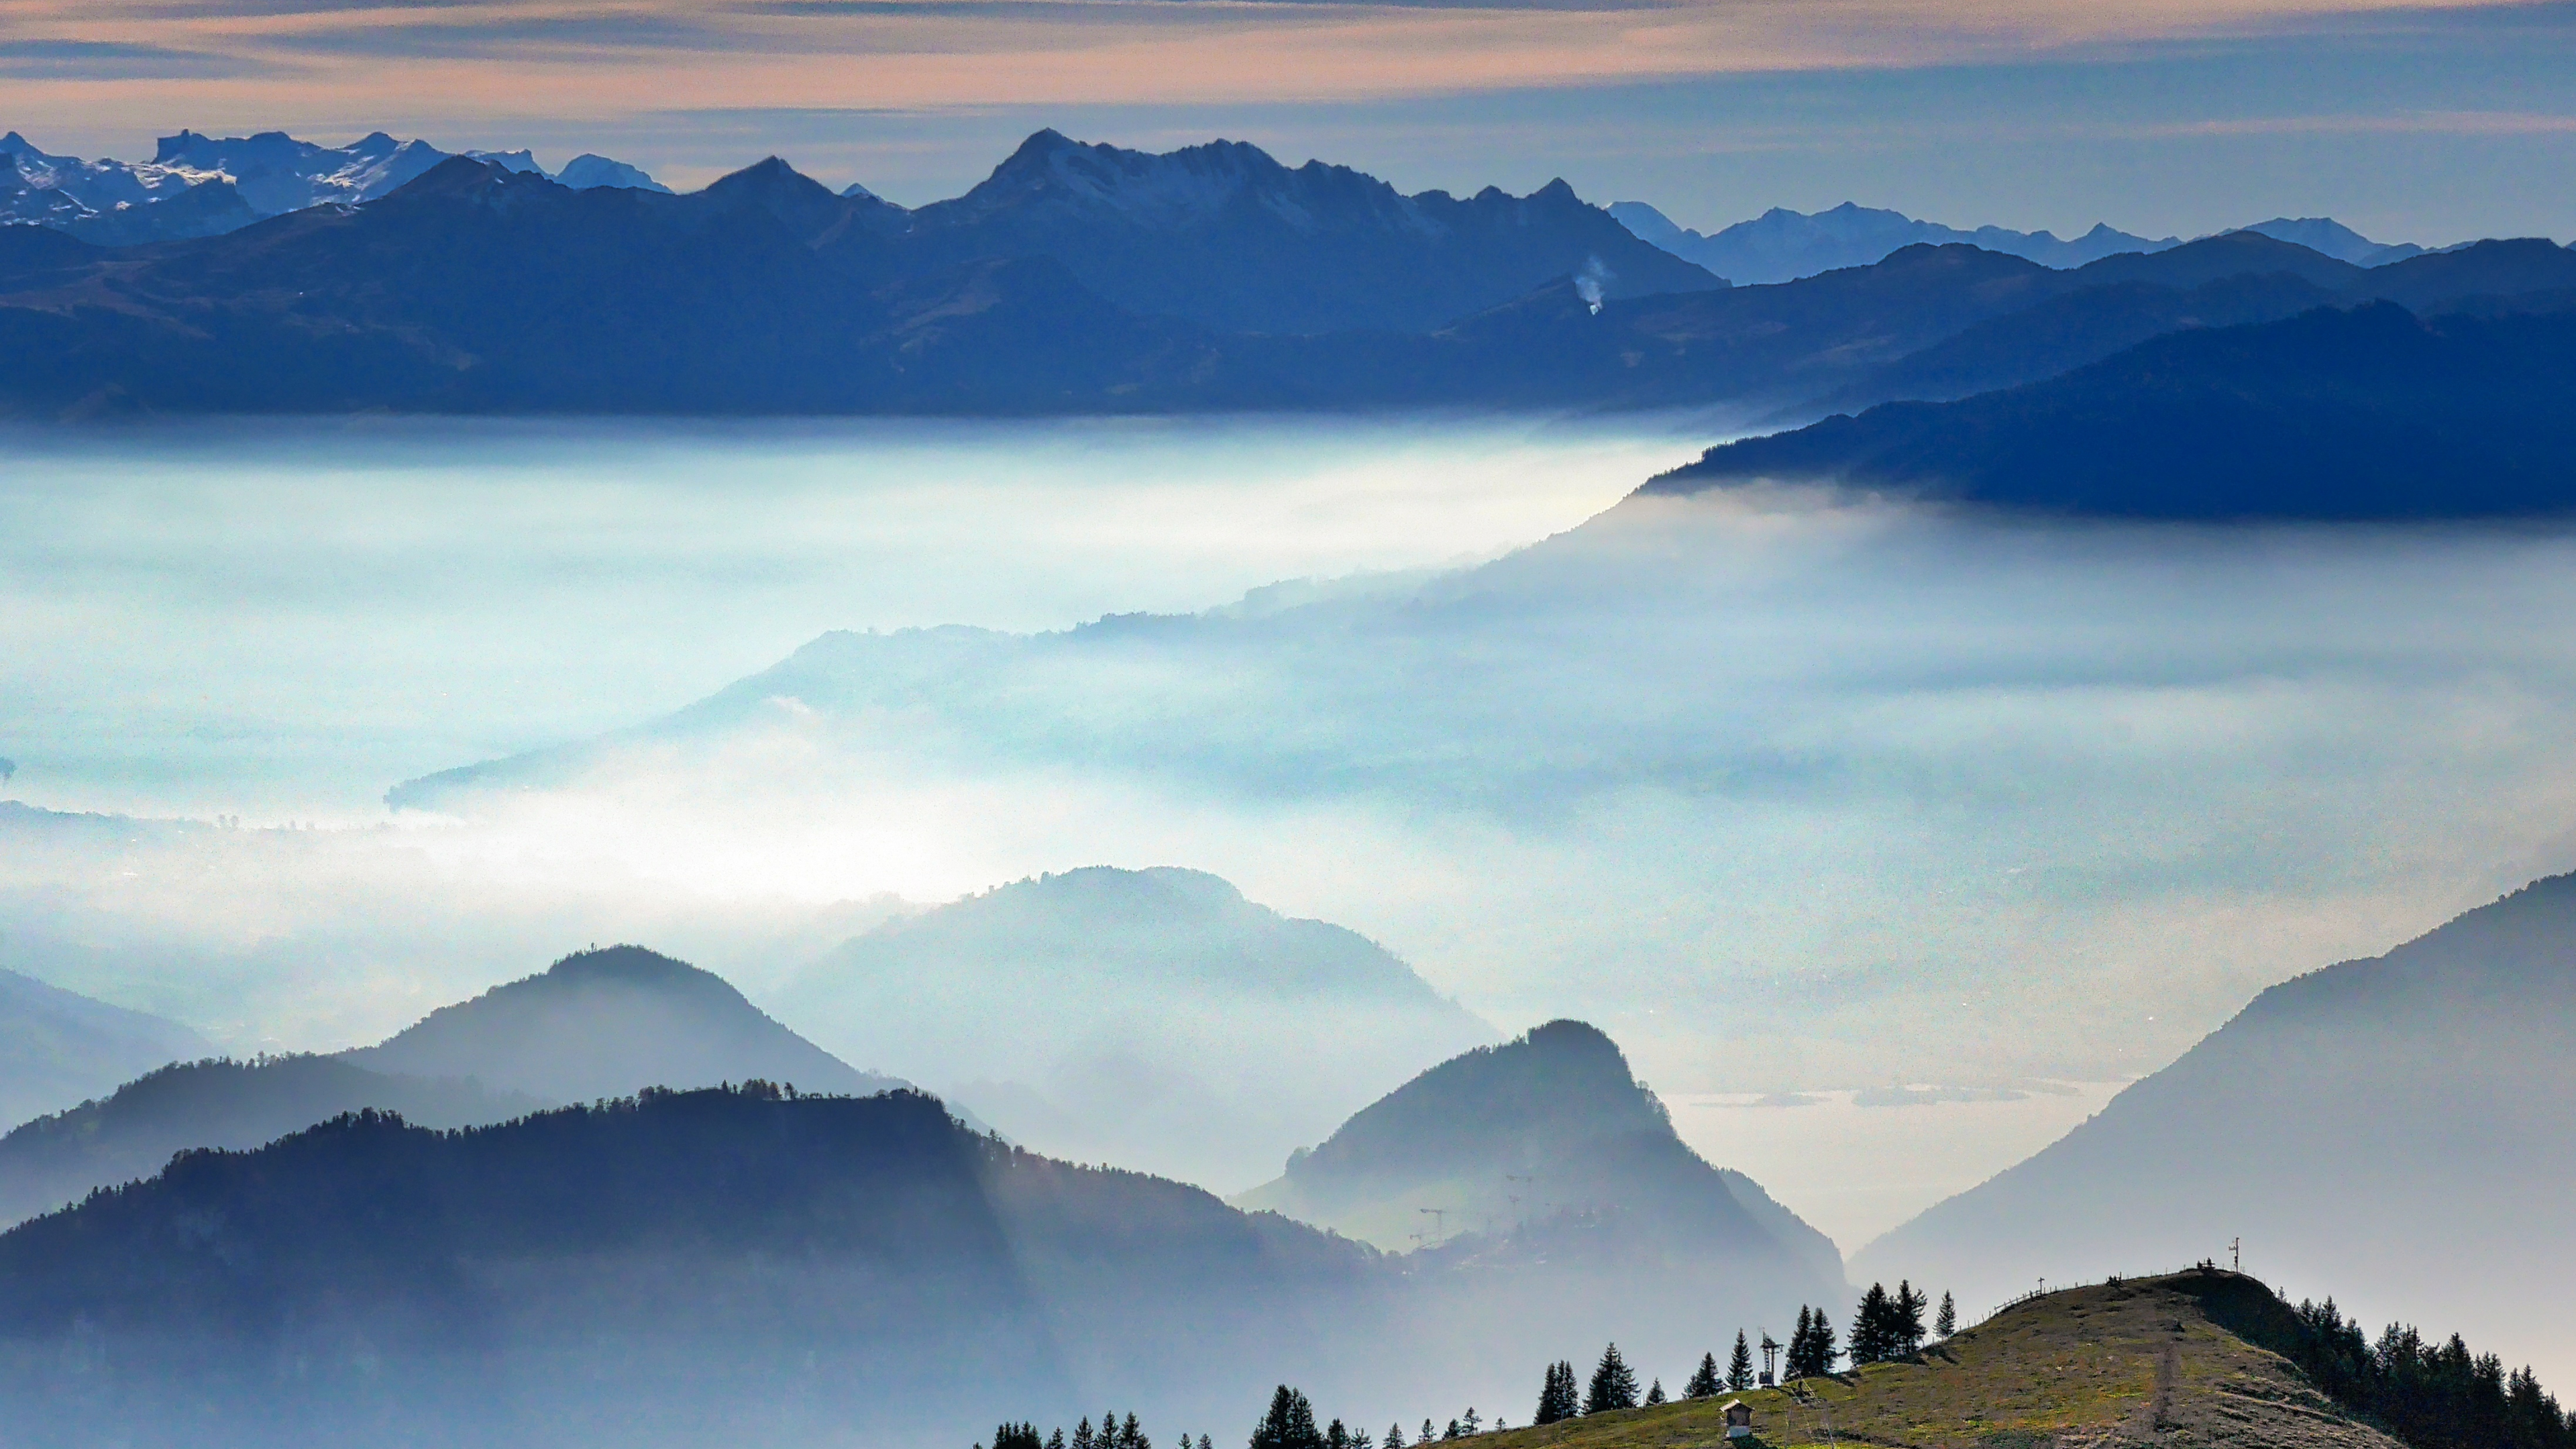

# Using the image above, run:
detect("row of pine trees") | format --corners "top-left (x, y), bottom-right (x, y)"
top-left (982, 1277), bottom-right (2576, 1449)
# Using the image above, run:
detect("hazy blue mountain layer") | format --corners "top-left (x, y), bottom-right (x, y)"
top-left (1237, 1019), bottom-right (1845, 1292)
top-left (1853, 869), bottom-right (2576, 1389)
top-left (1611, 199), bottom-right (2179, 282)
top-left (775, 866), bottom-right (1492, 1189)
top-left (345, 944), bottom-right (916, 1107)
top-left (0, 1054), bottom-right (539, 1226)
top-left (0, 967), bottom-right (206, 1131)
top-left (1652, 284), bottom-right (2576, 518)
top-left (0, 1063), bottom-right (1837, 1448)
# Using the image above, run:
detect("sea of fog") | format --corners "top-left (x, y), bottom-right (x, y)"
top-left (0, 414), bottom-right (1698, 818)
top-left (10, 411), bottom-right (2576, 1257)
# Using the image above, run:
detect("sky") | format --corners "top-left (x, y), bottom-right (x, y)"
top-left (3, 0), bottom-right (2573, 242)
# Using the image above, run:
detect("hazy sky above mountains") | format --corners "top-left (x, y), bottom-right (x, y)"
top-left (6, 0), bottom-right (2574, 240)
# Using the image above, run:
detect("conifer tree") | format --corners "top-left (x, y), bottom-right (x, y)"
top-left (1421, 1420), bottom-right (1436, 1445)
top-left (1443, 1421), bottom-right (1460, 1440)
top-left (1896, 1281), bottom-right (1928, 1357)
top-left (1354, 1433), bottom-right (1375, 1449)
top-left (1462, 1409), bottom-right (1481, 1434)
top-left (1811, 1309), bottom-right (1840, 1376)
top-left (1851, 1283), bottom-right (1894, 1366)
top-left (1686, 1351), bottom-right (1722, 1399)
top-left (1729, 1331), bottom-right (1756, 1391)
top-left (1328, 1421), bottom-right (1350, 1449)
top-left (1387, 1424), bottom-right (1407, 1449)
top-left (1536, 1361), bottom-right (1580, 1425)
top-left (1251, 1388), bottom-right (1325, 1449)
top-left (1048, 1431), bottom-right (1066, 1449)
top-left (1645, 1379), bottom-right (1667, 1407)
top-left (1077, 1418), bottom-right (1098, 1449)
top-left (1788, 1308), bottom-right (1814, 1378)
top-left (1587, 1344), bottom-right (1640, 1413)
top-left (1935, 1291), bottom-right (1957, 1340)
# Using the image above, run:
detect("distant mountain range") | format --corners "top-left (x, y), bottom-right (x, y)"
top-left (1611, 200), bottom-right (2179, 282)
top-left (1852, 870), bottom-right (2576, 1388)
top-left (0, 1020), bottom-right (1835, 1447)
top-left (773, 866), bottom-right (1493, 1189)
top-left (0, 129), bottom-right (668, 246)
top-left (0, 967), bottom-right (205, 1130)
top-left (1609, 201), bottom-right (2430, 284)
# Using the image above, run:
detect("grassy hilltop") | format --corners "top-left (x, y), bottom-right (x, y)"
top-left (1481, 1271), bottom-right (2399, 1449)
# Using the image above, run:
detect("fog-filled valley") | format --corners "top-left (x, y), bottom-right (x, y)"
top-left (5, 95), bottom-right (2576, 1449)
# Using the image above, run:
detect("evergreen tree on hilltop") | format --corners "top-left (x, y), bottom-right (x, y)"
top-left (1122, 1414), bottom-right (1151, 1449)
top-left (1935, 1291), bottom-right (1957, 1340)
top-left (1587, 1344), bottom-right (1640, 1413)
top-left (1850, 1283), bottom-right (1894, 1366)
top-left (1645, 1379), bottom-right (1667, 1407)
top-left (1049, 1431), bottom-right (1067, 1449)
top-left (1387, 1425), bottom-right (1407, 1449)
top-left (991, 1424), bottom-right (1045, 1449)
top-left (1421, 1420), bottom-right (1435, 1445)
top-left (1077, 1419), bottom-right (1099, 1449)
top-left (1686, 1351), bottom-right (1722, 1399)
top-left (1788, 1308), bottom-right (1814, 1378)
top-left (1729, 1331), bottom-right (1756, 1391)
top-left (1251, 1388), bottom-right (1326, 1449)
top-left (1535, 1360), bottom-right (1580, 1425)
top-left (1809, 1307), bottom-right (1841, 1377)
top-left (1896, 1281), bottom-right (1929, 1357)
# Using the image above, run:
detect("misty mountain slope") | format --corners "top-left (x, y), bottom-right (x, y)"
top-left (773, 866), bottom-right (1493, 1188)
top-left (1611, 199), bottom-right (2176, 282)
top-left (0, 1085), bottom-right (1387, 1448)
top-left (2349, 236), bottom-right (2576, 311)
top-left (345, 944), bottom-right (917, 1106)
top-left (2068, 229), bottom-right (2365, 289)
top-left (1853, 870), bottom-right (2576, 1385)
top-left (1654, 300), bottom-right (2576, 517)
top-left (0, 1054), bottom-right (539, 1226)
top-left (894, 129), bottom-right (1724, 333)
top-left (1237, 1020), bottom-right (1842, 1287)
top-left (0, 967), bottom-right (206, 1132)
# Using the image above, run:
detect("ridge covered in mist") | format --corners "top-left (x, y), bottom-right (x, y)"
top-left (777, 867), bottom-right (1492, 1189)
top-left (1854, 869), bottom-right (2576, 1385)
top-left (0, 965), bottom-right (206, 1130)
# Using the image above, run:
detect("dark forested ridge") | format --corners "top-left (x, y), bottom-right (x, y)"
top-left (0, 1085), bottom-right (1385, 1448)
top-left (1654, 299), bottom-right (2576, 518)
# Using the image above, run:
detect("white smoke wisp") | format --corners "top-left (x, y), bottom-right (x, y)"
top-left (1575, 256), bottom-right (1610, 314)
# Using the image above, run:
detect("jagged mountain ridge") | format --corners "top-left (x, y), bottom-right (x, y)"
top-left (1852, 870), bottom-right (2576, 1388)
top-left (0, 127), bottom-right (668, 245)
top-left (884, 129), bottom-right (1724, 333)
top-left (1612, 199), bottom-right (2180, 282)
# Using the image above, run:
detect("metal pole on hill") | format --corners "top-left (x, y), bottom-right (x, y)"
top-left (2231, 1238), bottom-right (2240, 1273)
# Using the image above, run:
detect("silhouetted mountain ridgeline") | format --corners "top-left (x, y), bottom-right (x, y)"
top-left (1654, 296), bottom-right (2576, 518)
